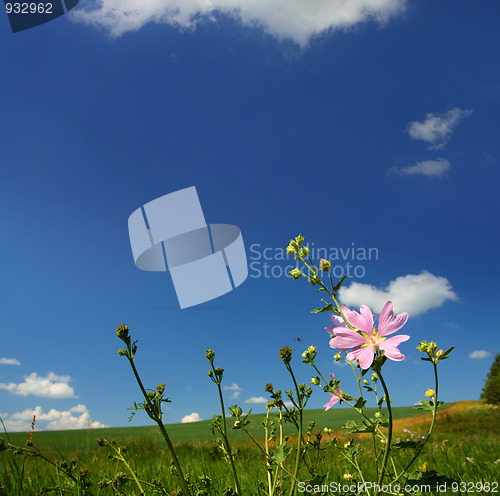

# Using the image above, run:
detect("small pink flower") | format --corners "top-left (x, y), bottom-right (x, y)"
top-left (329, 301), bottom-right (410, 370)
top-left (324, 373), bottom-right (342, 411)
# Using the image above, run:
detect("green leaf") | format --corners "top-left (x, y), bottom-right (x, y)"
top-left (393, 439), bottom-right (425, 450)
top-left (405, 470), bottom-right (459, 489)
top-left (413, 399), bottom-right (434, 411)
top-left (311, 303), bottom-right (334, 313)
top-left (354, 397), bottom-right (366, 411)
top-left (332, 274), bottom-right (348, 293)
top-left (271, 442), bottom-right (292, 465)
top-left (342, 419), bottom-right (375, 434)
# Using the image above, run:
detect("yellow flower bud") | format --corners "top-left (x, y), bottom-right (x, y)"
top-left (425, 389), bottom-right (435, 398)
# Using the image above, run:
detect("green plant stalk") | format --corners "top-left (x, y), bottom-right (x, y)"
top-left (127, 356), bottom-right (192, 496)
top-left (215, 378), bottom-right (242, 496)
top-left (303, 255), bottom-right (355, 330)
top-left (240, 426), bottom-right (298, 482)
top-left (264, 409), bottom-right (273, 496)
top-left (311, 364), bottom-right (377, 430)
top-left (286, 362), bottom-right (304, 496)
top-left (110, 444), bottom-right (145, 495)
top-left (375, 369), bottom-right (393, 492)
top-left (393, 361), bottom-right (439, 484)
top-left (5, 443), bottom-right (96, 496)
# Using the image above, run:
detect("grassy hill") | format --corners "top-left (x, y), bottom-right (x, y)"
top-left (4, 404), bottom-right (451, 450)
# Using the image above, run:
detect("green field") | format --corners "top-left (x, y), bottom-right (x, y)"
top-left (4, 405), bottom-right (434, 450)
top-left (1, 401), bottom-right (498, 495)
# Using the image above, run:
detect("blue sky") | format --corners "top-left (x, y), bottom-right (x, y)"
top-left (1, 0), bottom-right (499, 432)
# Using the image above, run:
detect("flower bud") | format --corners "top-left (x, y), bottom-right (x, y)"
top-left (436, 349), bottom-right (443, 358)
top-left (279, 346), bottom-right (292, 364)
top-left (289, 268), bottom-right (303, 280)
top-left (302, 345), bottom-right (317, 364)
top-left (334, 353), bottom-right (342, 361)
top-left (116, 324), bottom-right (130, 342)
top-left (299, 246), bottom-right (310, 257)
top-left (371, 373), bottom-right (378, 382)
top-left (311, 376), bottom-right (320, 386)
top-left (375, 412), bottom-right (381, 418)
top-left (286, 245), bottom-right (296, 255)
top-left (425, 389), bottom-right (435, 398)
top-left (295, 235), bottom-right (304, 245)
top-left (363, 379), bottom-right (369, 385)
top-left (343, 474), bottom-right (352, 480)
top-left (319, 258), bottom-right (332, 271)
top-left (205, 349), bottom-right (215, 362)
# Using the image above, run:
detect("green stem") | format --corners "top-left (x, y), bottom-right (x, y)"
top-left (127, 356), bottom-right (192, 496)
top-left (375, 369), bottom-right (393, 492)
top-left (287, 364), bottom-right (303, 496)
top-left (241, 427), bottom-right (298, 481)
top-left (264, 409), bottom-right (273, 496)
top-left (216, 379), bottom-right (242, 496)
top-left (113, 445), bottom-right (145, 495)
top-left (393, 362), bottom-right (439, 484)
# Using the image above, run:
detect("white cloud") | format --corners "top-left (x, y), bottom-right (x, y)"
top-left (339, 271), bottom-right (458, 316)
top-left (181, 412), bottom-right (202, 423)
top-left (244, 396), bottom-right (268, 404)
top-left (223, 383), bottom-right (242, 399)
top-left (0, 357), bottom-right (21, 365)
top-left (388, 158), bottom-right (451, 178)
top-left (2, 405), bottom-right (107, 432)
top-left (0, 372), bottom-right (77, 398)
top-left (469, 350), bottom-right (491, 360)
top-left (407, 107), bottom-right (473, 149)
top-left (72, 0), bottom-right (406, 46)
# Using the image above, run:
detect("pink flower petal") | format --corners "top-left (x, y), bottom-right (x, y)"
top-left (324, 388), bottom-right (342, 411)
top-left (378, 335), bottom-right (410, 361)
top-left (378, 301), bottom-right (409, 337)
top-left (330, 314), bottom-right (347, 327)
top-left (347, 345), bottom-right (375, 369)
top-left (325, 314), bottom-right (348, 336)
top-left (342, 304), bottom-right (374, 334)
top-left (330, 329), bottom-right (367, 351)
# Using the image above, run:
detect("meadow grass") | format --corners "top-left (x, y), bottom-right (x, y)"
top-left (1, 401), bottom-right (498, 495)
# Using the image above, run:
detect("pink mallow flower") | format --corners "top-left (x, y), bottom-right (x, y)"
top-left (324, 373), bottom-right (342, 411)
top-left (329, 301), bottom-right (410, 370)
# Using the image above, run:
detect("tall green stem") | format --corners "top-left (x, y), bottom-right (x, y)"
top-left (375, 369), bottom-right (393, 492)
top-left (393, 362), bottom-right (439, 484)
top-left (128, 357), bottom-right (192, 496)
top-left (216, 380), bottom-right (242, 496)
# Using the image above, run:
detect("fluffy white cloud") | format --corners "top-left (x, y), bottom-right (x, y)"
top-left (181, 412), bottom-right (202, 423)
top-left (407, 107), bottom-right (473, 149)
top-left (339, 271), bottom-right (458, 316)
top-left (0, 372), bottom-right (76, 398)
top-left (244, 396), bottom-right (268, 404)
top-left (388, 158), bottom-right (451, 178)
top-left (223, 383), bottom-right (242, 399)
top-left (2, 405), bottom-right (107, 432)
top-left (469, 350), bottom-right (491, 360)
top-left (72, 0), bottom-right (406, 46)
top-left (0, 357), bottom-right (21, 365)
